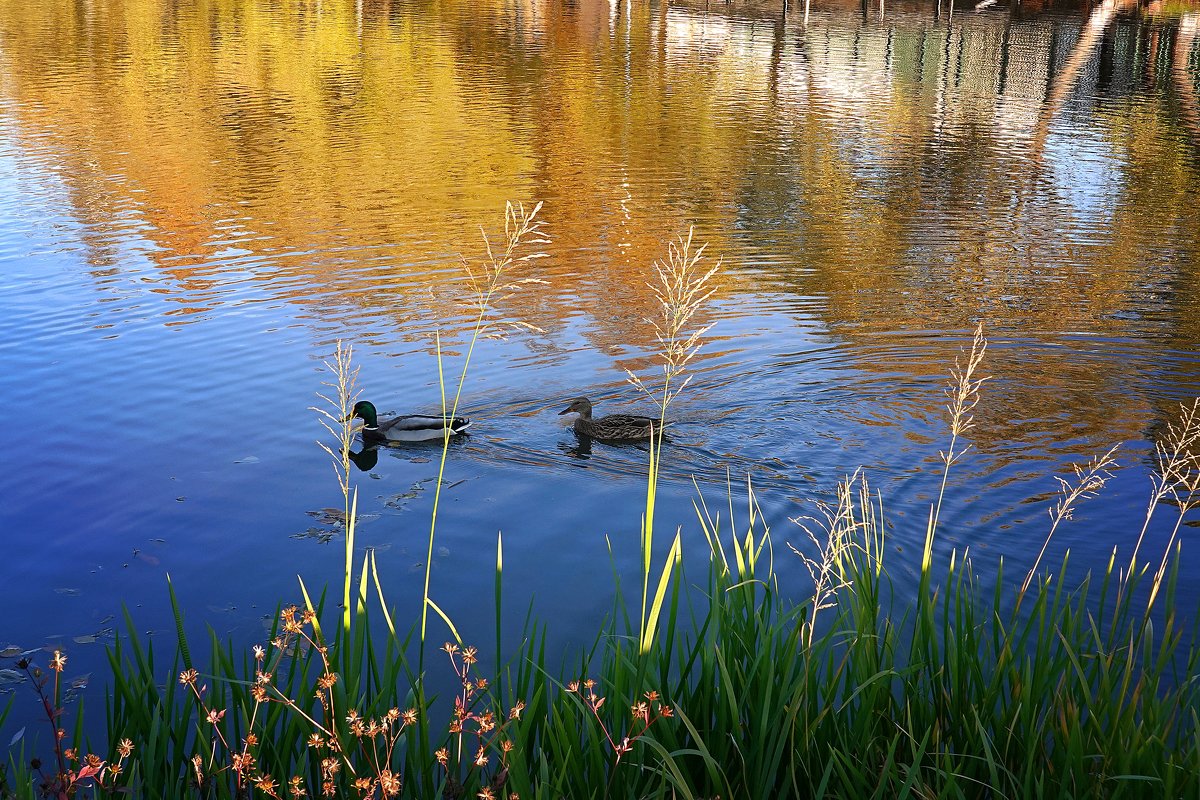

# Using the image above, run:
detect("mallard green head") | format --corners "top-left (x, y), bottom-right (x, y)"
top-left (348, 400), bottom-right (379, 427)
top-left (558, 397), bottom-right (593, 418)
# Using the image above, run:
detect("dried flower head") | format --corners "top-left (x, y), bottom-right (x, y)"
top-left (379, 770), bottom-right (401, 796)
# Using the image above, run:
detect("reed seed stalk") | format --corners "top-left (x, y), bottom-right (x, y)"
top-left (421, 202), bottom-right (549, 648)
top-left (628, 227), bottom-right (719, 653)
top-left (1017, 445), bottom-right (1119, 603)
top-left (311, 341), bottom-right (361, 630)
top-left (923, 322), bottom-right (989, 575)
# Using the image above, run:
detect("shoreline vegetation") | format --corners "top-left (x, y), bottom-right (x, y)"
top-left (5, 204), bottom-right (1200, 799)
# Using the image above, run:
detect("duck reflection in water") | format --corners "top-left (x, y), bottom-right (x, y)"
top-left (346, 428), bottom-right (471, 471)
top-left (560, 431), bottom-right (669, 460)
top-left (347, 445), bottom-right (380, 472)
top-left (567, 434), bottom-right (682, 463)
top-left (561, 434), bottom-right (596, 459)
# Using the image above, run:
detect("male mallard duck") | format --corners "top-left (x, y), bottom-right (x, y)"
top-left (558, 397), bottom-right (665, 441)
top-left (348, 400), bottom-right (471, 443)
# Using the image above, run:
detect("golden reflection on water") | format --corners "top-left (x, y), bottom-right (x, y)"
top-left (1, 0), bottom-right (1199, 452)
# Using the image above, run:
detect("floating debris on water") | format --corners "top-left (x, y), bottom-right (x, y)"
top-left (292, 527), bottom-right (337, 544)
top-left (72, 627), bottom-right (114, 645)
top-left (307, 507), bottom-right (346, 526)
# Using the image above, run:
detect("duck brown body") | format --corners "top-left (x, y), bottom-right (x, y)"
top-left (558, 397), bottom-right (664, 441)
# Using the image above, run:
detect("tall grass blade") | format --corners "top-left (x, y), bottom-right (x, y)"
top-left (641, 531), bottom-right (682, 654)
top-left (426, 597), bottom-right (463, 646)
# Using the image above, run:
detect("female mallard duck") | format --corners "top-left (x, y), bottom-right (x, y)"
top-left (348, 400), bottom-right (471, 443)
top-left (558, 397), bottom-right (665, 441)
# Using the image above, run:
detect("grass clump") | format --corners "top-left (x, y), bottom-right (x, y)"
top-left (4, 212), bottom-right (1200, 798)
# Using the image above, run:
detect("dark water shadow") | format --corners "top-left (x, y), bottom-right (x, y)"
top-left (347, 431), bottom-right (473, 472)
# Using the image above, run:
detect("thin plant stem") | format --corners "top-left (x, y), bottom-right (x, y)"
top-left (421, 202), bottom-right (549, 651)
top-left (1139, 399), bottom-right (1200, 616)
top-left (627, 227), bottom-right (719, 653)
top-left (1127, 398), bottom-right (1200, 573)
top-left (1016, 445), bottom-right (1119, 605)
top-left (311, 341), bottom-right (360, 631)
top-left (923, 322), bottom-right (989, 575)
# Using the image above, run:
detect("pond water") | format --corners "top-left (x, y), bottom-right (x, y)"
top-left (1, 0), bottom-right (1199, 738)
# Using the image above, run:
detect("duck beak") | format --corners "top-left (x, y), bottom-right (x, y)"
top-left (558, 407), bottom-right (571, 415)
